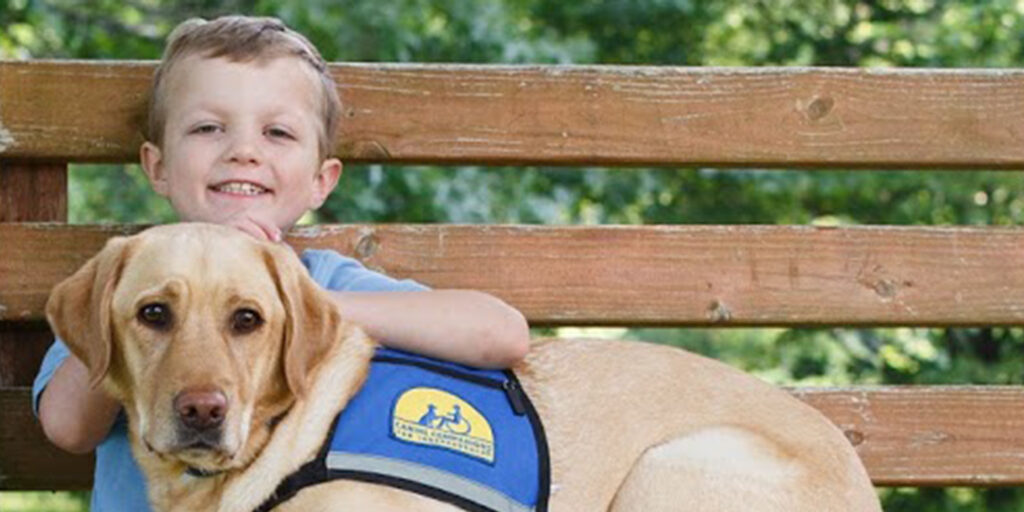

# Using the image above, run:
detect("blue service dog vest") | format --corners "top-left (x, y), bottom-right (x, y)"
top-left (254, 348), bottom-right (550, 512)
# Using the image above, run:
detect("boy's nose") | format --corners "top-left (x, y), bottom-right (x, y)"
top-left (226, 134), bottom-right (263, 165)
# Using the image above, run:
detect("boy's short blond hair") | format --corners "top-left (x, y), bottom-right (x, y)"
top-left (147, 16), bottom-right (341, 158)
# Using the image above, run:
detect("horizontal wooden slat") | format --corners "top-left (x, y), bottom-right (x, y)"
top-left (5, 385), bottom-right (1023, 489)
top-left (3, 223), bottom-right (1024, 326)
top-left (3, 61), bottom-right (1024, 168)
top-left (793, 386), bottom-right (1024, 487)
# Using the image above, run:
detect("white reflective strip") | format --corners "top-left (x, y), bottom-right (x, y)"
top-left (326, 452), bottom-right (534, 512)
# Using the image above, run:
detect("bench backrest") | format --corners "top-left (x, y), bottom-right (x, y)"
top-left (3, 60), bottom-right (1024, 490)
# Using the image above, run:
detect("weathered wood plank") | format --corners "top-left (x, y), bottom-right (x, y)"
top-left (3, 61), bottom-right (1024, 168)
top-left (0, 164), bottom-right (66, 387)
top-left (5, 385), bottom-right (1024, 489)
top-left (0, 164), bottom-right (67, 222)
top-left (793, 386), bottom-right (1024, 487)
top-left (3, 223), bottom-right (1024, 326)
top-left (0, 387), bottom-right (94, 490)
top-left (0, 325), bottom-right (53, 387)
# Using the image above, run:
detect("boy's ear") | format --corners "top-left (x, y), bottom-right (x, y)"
top-left (310, 158), bottom-right (342, 209)
top-left (140, 142), bottom-right (170, 197)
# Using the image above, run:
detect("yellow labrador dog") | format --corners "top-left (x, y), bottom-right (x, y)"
top-left (47, 223), bottom-right (880, 512)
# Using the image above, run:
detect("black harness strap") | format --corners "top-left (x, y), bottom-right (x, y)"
top-left (252, 414), bottom-right (341, 512)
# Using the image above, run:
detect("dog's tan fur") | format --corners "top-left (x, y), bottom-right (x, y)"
top-left (47, 223), bottom-right (881, 512)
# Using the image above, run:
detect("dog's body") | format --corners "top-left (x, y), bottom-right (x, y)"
top-left (47, 223), bottom-right (880, 512)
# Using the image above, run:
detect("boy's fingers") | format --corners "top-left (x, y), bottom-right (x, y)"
top-left (250, 216), bottom-right (283, 243)
top-left (222, 216), bottom-right (269, 241)
top-left (219, 210), bottom-right (280, 242)
top-left (236, 222), bottom-right (269, 241)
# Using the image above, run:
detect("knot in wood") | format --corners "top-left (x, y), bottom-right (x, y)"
top-left (355, 232), bottom-right (379, 259)
top-left (707, 299), bottom-right (733, 322)
top-left (864, 277), bottom-right (898, 300)
top-left (346, 139), bottom-right (392, 160)
top-left (843, 429), bottom-right (865, 447)
top-left (804, 96), bottom-right (834, 121)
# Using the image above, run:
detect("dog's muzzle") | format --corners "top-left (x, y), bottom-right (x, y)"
top-left (173, 389), bottom-right (228, 450)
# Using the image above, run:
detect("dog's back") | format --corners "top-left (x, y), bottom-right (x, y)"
top-left (516, 338), bottom-right (880, 512)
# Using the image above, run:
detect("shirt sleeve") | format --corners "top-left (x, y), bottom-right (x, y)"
top-left (300, 249), bottom-right (430, 293)
top-left (32, 338), bottom-right (71, 417)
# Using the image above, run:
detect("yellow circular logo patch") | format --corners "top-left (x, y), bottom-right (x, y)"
top-left (392, 387), bottom-right (495, 463)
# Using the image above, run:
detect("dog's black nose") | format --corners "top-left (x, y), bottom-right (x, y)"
top-left (174, 389), bottom-right (228, 431)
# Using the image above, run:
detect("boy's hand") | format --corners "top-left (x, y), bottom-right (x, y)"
top-left (221, 210), bottom-right (283, 242)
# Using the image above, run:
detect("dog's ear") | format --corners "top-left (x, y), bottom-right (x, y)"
top-left (264, 245), bottom-right (342, 398)
top-left (45, 236), bottom-right (132, 388)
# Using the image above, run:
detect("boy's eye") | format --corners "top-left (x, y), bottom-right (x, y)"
top-left (266, 127), bottom-right (293, 139)
top-left (192, 124), bottom-right (220, 134)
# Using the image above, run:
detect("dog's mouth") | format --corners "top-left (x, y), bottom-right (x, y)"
top-left (160, 441), bottom-right (237, 474)
top-left (181, 439), bottom-right (222, 452)
top-left (175, 420), bottom-right (225, 444)
top-left (142, 429), bottom-right (236, 468)
top-left (171, 428), bottom-right (235, 460)
top-left (135, 392), bottom-right (256, 473)
top-left (146, 437), bottom-right (230, 455)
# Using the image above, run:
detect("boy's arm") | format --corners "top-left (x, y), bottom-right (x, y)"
top-left (330, 289), bottom-right (529, 368)
top-left (37, 355), bottom-right (120, 454)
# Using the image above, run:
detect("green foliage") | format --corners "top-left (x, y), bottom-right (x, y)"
top-left (69, 165), bottom-right (176, 224)
top-left (0, 491), bottom-right (88, 512)
top-left (7, 0), bottom-right (1024, 509)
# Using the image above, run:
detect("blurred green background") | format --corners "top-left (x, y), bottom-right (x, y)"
top-left (5, 0), bottom-right (1024, 509)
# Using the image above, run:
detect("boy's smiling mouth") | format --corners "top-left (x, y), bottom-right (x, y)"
top-left (210, 181), bottom-right (270, 196)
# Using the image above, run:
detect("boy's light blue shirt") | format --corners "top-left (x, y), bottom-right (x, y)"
top-left (32, 249), bottom-right (428, 512)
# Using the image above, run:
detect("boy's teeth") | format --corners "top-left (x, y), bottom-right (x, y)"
top-left (214, 182), bottom-right (267, 195)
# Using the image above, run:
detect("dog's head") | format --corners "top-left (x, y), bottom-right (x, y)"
top-left (46, 223), bottom-right (342, 472)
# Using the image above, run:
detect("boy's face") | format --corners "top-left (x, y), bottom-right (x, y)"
top-left (141, 55), bottom-right (341, 232)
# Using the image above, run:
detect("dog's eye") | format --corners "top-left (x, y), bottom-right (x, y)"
top-left (138, 303), bottom-right (172, 330)
top-left (231, 308), bottom-right (263, 334)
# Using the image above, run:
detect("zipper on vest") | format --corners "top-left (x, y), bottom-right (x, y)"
top-left (501, 379), bottom-right (527, 416)
top-left (372, 354), bottom-right (528, 416)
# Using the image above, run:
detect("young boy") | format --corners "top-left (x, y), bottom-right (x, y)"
top-left (33, 15), bottom-right (529, 512)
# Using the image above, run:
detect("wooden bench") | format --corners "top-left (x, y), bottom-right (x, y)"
top-left (4, 60), bottom-right (1024, 491)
